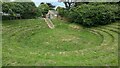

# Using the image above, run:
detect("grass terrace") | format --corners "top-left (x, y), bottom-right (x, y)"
top-left (2, 19), bottom-right (119, 66)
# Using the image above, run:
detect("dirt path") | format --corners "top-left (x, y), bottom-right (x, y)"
top-left (44, 18), bottom-right (55, 29)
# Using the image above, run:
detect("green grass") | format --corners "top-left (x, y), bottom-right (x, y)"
top-left (0, 21), bottom-right (2, 67)
top-left (2, 19), bottom-right (119, 66)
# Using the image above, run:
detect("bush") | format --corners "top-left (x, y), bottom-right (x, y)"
top-left (56, 7), bottom-right (65, 17)
top-left (65, 4), bottom-right (119, 27)
top-left (2, 2), bottom-right (38, 20)
top-left (38, 3), bottom-right (50, 17)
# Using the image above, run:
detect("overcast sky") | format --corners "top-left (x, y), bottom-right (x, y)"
top-left (32, 0), bottom-right (65, 7)
top-left (9, 0), bottom-right (65, 7)
top-left (32, 0), bottom-right (58, 2)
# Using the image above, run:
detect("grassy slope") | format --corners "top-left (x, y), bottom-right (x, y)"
top-left (2, 19), bottom-right (118, 66)
top-left (0, 21), bottom-right (2, 67)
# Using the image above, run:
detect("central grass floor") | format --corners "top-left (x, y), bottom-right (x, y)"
top-left (2, 19), bottom-right (118, 66)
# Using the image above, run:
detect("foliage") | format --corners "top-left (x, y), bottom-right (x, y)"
top-left (61, 3), bottom-right (119, 27)
top-left (56, 7), bottom-right (68, 17)
top-left (38, 3), bottom-right (50, 17)
top-left (0, 1), bottom-right (2, 13)
top-left (46, 3), bottom-right (55, 9)
top-left (18, 2), bottom-right (37, 19)
top-left (2, 2), bottom-right (38, 20)
top-left (2, 2), bottom-right (52, 20)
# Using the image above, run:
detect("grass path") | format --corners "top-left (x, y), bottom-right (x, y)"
top-left (2, 19), bottom-right (119, 66)
top-left (44, 18), bottom-right (54, 29)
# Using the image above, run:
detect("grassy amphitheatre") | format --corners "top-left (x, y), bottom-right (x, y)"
top-left (2, 18), bottom-right (119, 66)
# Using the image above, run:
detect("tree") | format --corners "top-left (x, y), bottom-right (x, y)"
top-left (46, 3), bottom-right (55, 9)
top-left (38, 3), bottom-right (50, 17)
top-left (56, 7), bottom-right (65, 17)
top-left (2, 1), bottom-right (38, 19)
top-left (0, 1), bottom-right (2, 17)
top-left (2, 0), bottom-right (12, 2)
top-left (14, 0), bottom-right (32, 2)
top-left (18, 2), bottom-right (37, 19)
top-left (59, 0), bottom-right (77, 9)
top-left (2, 2), bottom-right (12, 13)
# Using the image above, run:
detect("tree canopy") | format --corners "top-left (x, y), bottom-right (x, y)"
top-left (2, 2), bottom-right (38, 19)
top-left (38, 3), bottom-right (50, 17)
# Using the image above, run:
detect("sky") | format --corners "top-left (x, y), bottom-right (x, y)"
top-left (10, 0), bottom-right (65, 8)
top-left (32, 0), bottom-right (65, 7)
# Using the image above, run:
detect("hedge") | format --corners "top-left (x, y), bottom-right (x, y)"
top-left (60, 3), bottom-right (119, 27)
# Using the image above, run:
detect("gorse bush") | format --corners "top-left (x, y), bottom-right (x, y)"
top-left (60, 3), bottom-right (119, 27)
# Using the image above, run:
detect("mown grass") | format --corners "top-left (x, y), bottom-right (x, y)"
top-left (2, 19), bottom-right (118, 66)
top-left (0, 21), bottom-right (2, 67)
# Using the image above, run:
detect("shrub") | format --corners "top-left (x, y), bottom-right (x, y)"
top-left (56, 7), bottom-right (66, 17)
top-left (65, 4), bottom-right (119, 27)
top-left (38, 3), bottom-right (50, 17)
top-left (2, 2), bottom-right (38, 20)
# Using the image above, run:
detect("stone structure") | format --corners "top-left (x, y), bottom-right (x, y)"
top-left (46, 10), bottom-right (58, 19)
